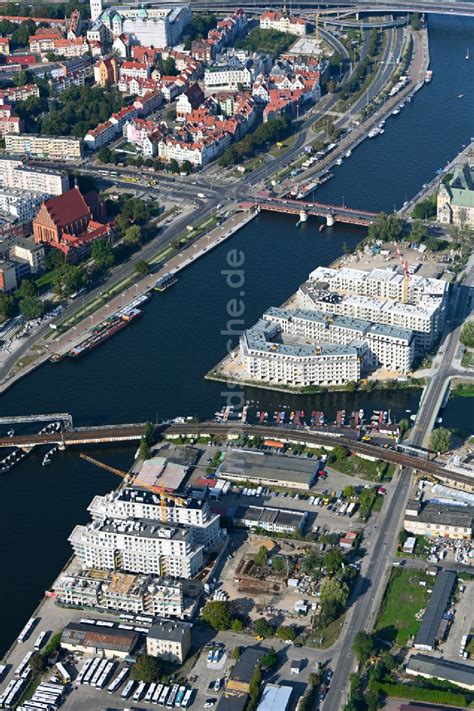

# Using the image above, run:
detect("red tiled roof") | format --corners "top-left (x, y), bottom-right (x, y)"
top-left (43, 188), bottom-right (90, 227)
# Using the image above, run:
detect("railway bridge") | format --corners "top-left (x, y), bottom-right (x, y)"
top-left (0, 419), bottom-right (469, 489)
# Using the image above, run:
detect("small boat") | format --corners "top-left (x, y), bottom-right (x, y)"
top-left (7, 429), bottom-right (14, 437)
top-left (458, 94), bottom-right (464, 99)
top-left (359, 408), bottom-right (364, 420)
top-left (466, 48), bottom-right (470, 60)
top-left (345, 149), bottom-right (352, 158)
top-left (392, 107), bottom-right (400, 116)
top-left (336, 158), bottom-right (343, 166)
top-left (424, 69), bottom-right (433, 83)
top-left (42, 454), bottom-right (51, 467)
top-left (319, 223), bottom-right (326, 232)
top-left (154, 273), bottom-right (177, 292)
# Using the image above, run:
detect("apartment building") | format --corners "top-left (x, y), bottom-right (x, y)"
top-left (69, 519), bottom-right (204, 579)
top-left (0, 187), bottom-right (49, 222)
top-left (0, 83), bottom-right (40, 104)
top-left (240, 318), bottom-right (361, 387)
top-left (204, 60), bottom-right (253, 92)
top-left (0, 157), bottom-right (68, 195)
top-left (5, 134), bottom-right (83, 160)
top-left (259, 10), bottom-right (307, 36)
top-left (146, 620), bottom-right (191, 663)
top-left (98, 4), bottom-right (191, 48)
top-left (55, 570), bottom-right (189, 618)
top-left (88, 488), bottom-right (222, 550)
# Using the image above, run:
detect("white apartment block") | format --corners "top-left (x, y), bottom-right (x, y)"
top-left (158, 135), bottom-right (229, 167)
top-left (98, 4), bottom-right (191, 48)
top-left (4, 134), bottom-right (83, 161)
top-left (240, 320), bottom-right (361, 387)
top-left (55, 570), bottom-right (188, 618)
top-left (0, 187), bottom-right (49, 222)
top-left (0, 157), bottom-right (68, 195)
top-left (259, 11), bottom-right (307, 36)
top-left (69, 519), bottom-right (204, 579)
top-left (263, 307), bottom-right (414, 374)
top-left (204, 63), bottom-right (252, 92)
top-left (300, 266), bottom-right (448, 352)
top-left (88, 488), bottom-right (222, 550)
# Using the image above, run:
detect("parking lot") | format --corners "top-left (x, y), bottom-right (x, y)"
top-left (441, 580), bottom-right (474, 663)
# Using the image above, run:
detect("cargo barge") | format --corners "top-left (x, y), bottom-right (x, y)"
top-left (67, 307), bottom-right (142, 358)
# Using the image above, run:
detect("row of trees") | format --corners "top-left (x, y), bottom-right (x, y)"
top-left (219, 116), bottom-right (291, 167)
top-left (344, 29), bottom-right (379, 95)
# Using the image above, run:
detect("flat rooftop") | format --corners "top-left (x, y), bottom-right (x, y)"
top-left (414, 570), bottom-right (456, 648)
top-left (219, 449), bottom-right (318, 486)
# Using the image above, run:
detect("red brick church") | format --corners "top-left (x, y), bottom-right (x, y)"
top-left (33, 188), bottom-right (113, 262)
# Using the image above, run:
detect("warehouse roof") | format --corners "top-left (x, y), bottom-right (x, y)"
top-left (406, 654), bottom-right (474, 689)
top-left (405, 503), bottom-right (474, 529)
top-left (220, 450), bottom-right (318, 486)
top-left (61, 622), bottom-right (138, 653)
top-left (414, 570), bottom-right (456, 649)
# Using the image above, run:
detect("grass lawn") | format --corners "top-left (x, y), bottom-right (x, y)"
top-left (311, 613), bottom-right (346, 649)
top-left (269, 133), bottom-right (297, 157)
top-left (331, 455), bottom-right (394, 481)
top-left (375, 568), bottom-right (430, 646)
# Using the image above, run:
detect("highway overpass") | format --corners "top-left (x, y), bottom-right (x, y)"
top-left (185, 0), bottom-right (474, 16)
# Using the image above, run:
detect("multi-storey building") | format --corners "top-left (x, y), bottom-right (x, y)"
top-left (69, 519), bottom-right (204, 578)
top-left (437, 163), bottom-right (474, 227)
top-left (55, 570), bottom-right (189, 618)
top-left (0, 157), bottom-right (68, 195)
top-left (88, 488), bottom-right (222, 550)
top-left (204, 59), bottom-right (253, 92)
top-left (259, 10), bottom-right (307, 36)
top-left (146, 621), bottom-right (191, 663)
top-left (5, 134), bottom-right (83, 161)
top-left (0, 187), bottom-right (49, 222)
top-left (97, 3), bottom-right (191, 48)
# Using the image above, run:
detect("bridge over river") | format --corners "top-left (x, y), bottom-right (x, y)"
top-left (0, 419), bottom-right (470, 490)
top-left (241, 199), bottom-right (377, 227)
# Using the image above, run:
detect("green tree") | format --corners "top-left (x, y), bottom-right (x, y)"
top-left (253, 546), bottom-right (269, 567)
top-left (410, 12), bottom-right (422, 30)
top-left (20, 296), bottom-right (43, 320)
top-left (261, 650), bottom-right (278, 668)
top-left (138, 437), bottom-right (152, 460)
top-left (181, 160), bottom-right (192, 174)
top-left (98, 146), bottom-right (112, 163)
top-left (231, 618), bottom-right (244, 632)
top-left (329, 444), bottom-right (350, 463)
top-left (460, 322), bottom-right (474, 348)
top-left (29, 651), bottom-right (46, 675)
top-left (398, 418), bottom-right (410, 434)
top-left (124, 225), bottom-right (142, 246)
top-left (320, 578), bottom-right (349, 611)
top-left (343, 485), bottom-right (356, 499)
top-left (412, 195), bottom-right (436, 220)
top-left (143, 421), bottom-right (155, 447)
top-left (276, 626), bottom-right (296, 641)
top-left (323, 548), bottom-right (345, 574)
top-left (410, 219), bottom-right (427, 243)
top-left (352, 631), bottom-right (376, 665)
top-left (134, 260), bottom-right (150, 276)
top-left (121, 198), bottom-right (150, 224)
top-left (91, 239), bottom-right (114, 269)
top-left (271, 556), bottom-right (286, 573)
top-left (131, 654), bottom-right (160, 682)
top-left (52, 264), bottom-right (87, 297)
top-left (254, 617), bottom-right (274, 637)
top-left (169, 159), bottom-right (180, 174)
top-left (201, 600), bottom-right (232, 630)
top-left (232, 646), bottom-right (241, 661)
top-left (0, 293), bottom-right (16, 320)
top-left (18, 278), bottom-right (36, 299)
top-left (430, 427), bottom-right (452, 453)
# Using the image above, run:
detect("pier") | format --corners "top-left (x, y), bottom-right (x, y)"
top-left (241, 199), bottom-right (377, 227)
top-left (0, 413), bottom-right (73, 428)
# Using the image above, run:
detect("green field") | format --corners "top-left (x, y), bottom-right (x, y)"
top-left (331, 455), bottom-right (394, 481)
top-left (375, 568), bottom-right (430, 646)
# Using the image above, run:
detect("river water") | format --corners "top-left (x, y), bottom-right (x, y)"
top-left (0, 16), bottom-right (473, 655)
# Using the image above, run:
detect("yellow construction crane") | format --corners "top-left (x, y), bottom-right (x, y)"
top-left (79, 453), bottom-right (188, 525)
top-left (402, 260), bottom-right (410, 304)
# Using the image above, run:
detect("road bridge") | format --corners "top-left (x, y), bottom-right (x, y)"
top-left (242, 198), bottom-right (377, 227)
top-left (186, 0), bottom-right (474, 16)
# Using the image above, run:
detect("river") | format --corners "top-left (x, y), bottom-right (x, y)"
top-left (0, 15), bottom-right (473, 656)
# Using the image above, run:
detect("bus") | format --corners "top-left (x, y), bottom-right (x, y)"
top-left (76, 658), bottom-right (93, 685)
top-left (144, 682), bottom-right (156, 703)
top-left (91, 659), bottom-right (107, 686)
top-left (107, 666), bottom-right (129, 694)
top-left (175, 685), bottom-right (186, 706)
top-left (152, 683), bottom-right (164, 704)
top-left (18, 617), bottom-right (38, 643)
top-left (56, 661), bottom-right (72, 684)
top-left (96, 661), bottom-right (115, 688)
top-left (159, 685), bottom-right (170, 705)
top-left (83, 657), bottom-right (101, 684)
top-left (33, 631), bottom-right (47, 651)
top-left (167, 683), bottom-right (179, 708)
top-left (181, 689), bottom-right (193, 708)
top-left (121, 679), bottom-right (135, 700)
top-left (133, 680), bottom-right (146, 702)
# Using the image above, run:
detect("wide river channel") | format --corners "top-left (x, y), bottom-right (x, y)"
top-left (0, 15), bottom-right (473, 656)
